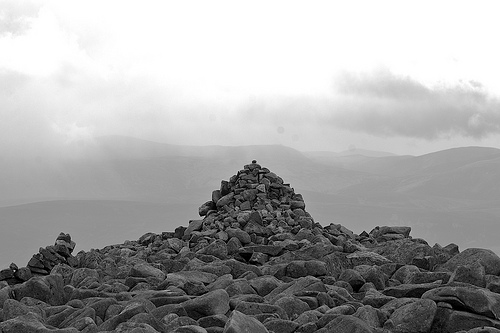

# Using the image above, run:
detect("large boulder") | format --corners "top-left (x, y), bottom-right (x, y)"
top-left (430, 306), bottom-right (500, 332)
top-left (223, 310), bottom-right (268, 333)
top-left (383, 298), bottom-right (437, 332)
top-left (437, 248), bottom-right (500, 275)
top-left (11, 274), bottom-right (66, 305)
top-left (422, 285), bottom-right (500, 320)
top-left (317, 314), bottom-right (374, 333)
top-left (182, 289), bottom-right (230, 319)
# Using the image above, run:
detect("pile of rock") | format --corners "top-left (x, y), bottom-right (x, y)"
top-left (27, 232), bottom-right (78, 275)
top-left (1, 161), bottom-right (500, 333)
top-left (0, 233), bottom-right (77, 286)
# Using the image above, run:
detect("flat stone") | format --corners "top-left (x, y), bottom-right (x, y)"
top-left (317, 314), bottom-right (373, 333)
top-left (382, 280), bottom-right (442, 298)
top-left (240, 245), bottom-right (283, 257)
top-left (422, 285), bottom-right (500, 320)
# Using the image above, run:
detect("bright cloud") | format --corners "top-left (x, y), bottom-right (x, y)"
top-left (1, 0), bottom-right (500, 157)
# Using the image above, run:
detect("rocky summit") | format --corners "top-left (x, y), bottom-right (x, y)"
top-left (2, 161), bottom-right (500, 333)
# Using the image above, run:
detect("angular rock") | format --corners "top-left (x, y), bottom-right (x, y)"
top-left (384, 298), bottom-right (437, 332)
top-left (317, 314), bottom-right (374, 333)
top-left (223, 310), bottom-right (268, 333)
top-left (264, 319), bottom-right (299, 333)
top-left (274, 296), bottom-right (310, 320)
top-left (422, 285), bottom-right (500, 320)
top-left (382, 280), bottom-right (442, 298)
top-left (11, 274), bottom-right (66, 305)
top-left (449, 262), bottom-right (486, 287)
top-left (353, 305), bottom-right (384, 328)
top-left (182, 289), bottom-right (230, 320)
top-left (225, 228), bottom-right (251, 245)
top-left (197, 240), bottom-right (228, 260)
top-left (339, 269), bottom-right (366, 291)
top-left (185, 220), bottom-right (204, 238)
top-left (430, 306), bottom-right (500, 332)
top-left (130, 263), bottom-right (166, 281)
top-left (437, 248), bottom-right (500, 275)
top-left (0, 312), bottom-right (78, 333)
top-left (99, 302), bottom-right (149, 331)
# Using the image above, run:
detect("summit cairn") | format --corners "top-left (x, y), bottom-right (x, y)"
top-left (196, 160), bottom-right (314, 238)
top-left (3, 161), bottom-right (500, 332)
top-left (189, 160), bottom-right (319, 264)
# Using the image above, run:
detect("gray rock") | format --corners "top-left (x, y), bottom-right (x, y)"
top-left (184, 220), bottom-right (204, 238)
top-left (384, 298), bottom-right (437, 332)
top-left (264, 319), bottom-right (299, 333)
top-left (448, 262), bottom-right (486, 288)
top-left (422, 285), bottom-right (500, 320)
top-left (11, 274), bottom-right (66, 306)
top-left (339, 269), bottom-right (366, 291)
top-left (274, 296), bottom-right (310, 320)
top-left (353, 305), bottom-right (385, 328)
top-left (0, 312), bottom-right (79, 332)
top-left (216, 193), bottom-right (234, 208)
top-left (197, 240), bottom-right (228, 260)
top-left (223, 310), bottom-right (268, 333)
top-left (99, 302), bottom-right (149, 331)
top-left (317, 314), bottom-right (374, 333)
top-left (234, 301), bottom-right (287, 319)
top-left (225, 228), bottom-right (251, 245)
top-left (437, 248), bottom-right (500, 275)
top-left (249, 275), bottom-right (281, 297)
top-left (382, 280), bottom-right (442, 298)
top-left (430, 306), bottom-right (500, 332)
top-left (181, 289), bottom-right (230, 320)
top-left (130, 263), bottom-right (166, 281)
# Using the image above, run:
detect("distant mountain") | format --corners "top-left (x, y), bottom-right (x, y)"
top-left (0, 135), bottom-right (382, 205)
top-left (334, 146), bottom-right (500, 200)
top-left (304, 148), bottom-right (397, 167)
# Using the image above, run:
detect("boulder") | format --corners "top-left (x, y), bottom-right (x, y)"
top-left (264, 319), bottom-right (299, 333)
top-left (438, 248), bottom-right (500, 275)
top-left (384, 298), bottom-right (437, 332)
top-left (11, 274), bottom-right (66, 305)
top-left (181, 289), bottom-right (230, 319)
top-left (273, 296), bottom-right (310, 320)
top-left (317, 314), bottom-right (374, 333)
top-left (422, 285), bottom-right (500, 320)
top-left (0, 312), bottom-right (79, 332)
top-left (223, 310), bottom-right (268, 333)
top-left (430, 306), bottom-right (500, 332)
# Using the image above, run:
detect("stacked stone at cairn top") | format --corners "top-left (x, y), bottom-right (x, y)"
top-left (196, 160), bottom-right (315, 242)
top-left (26, 232), bottom-right (78, 276)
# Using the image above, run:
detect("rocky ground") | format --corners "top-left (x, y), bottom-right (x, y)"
top-left (2, 161), bottom-right (500, 332)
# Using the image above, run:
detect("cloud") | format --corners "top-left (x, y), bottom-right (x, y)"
top-left (0, 0), bottom-right (41, 36)
top-left (328, 69), bottom-right (500, 139)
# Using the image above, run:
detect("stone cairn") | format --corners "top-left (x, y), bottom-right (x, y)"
top-left (1, 161), bottom-right (500, 333)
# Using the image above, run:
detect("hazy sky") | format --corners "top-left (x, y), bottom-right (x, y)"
top-left (2, 0), bottom-right (500, 156)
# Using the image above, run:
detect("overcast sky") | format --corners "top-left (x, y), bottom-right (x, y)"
top-left (2, 0), bottom-right (500, 157)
